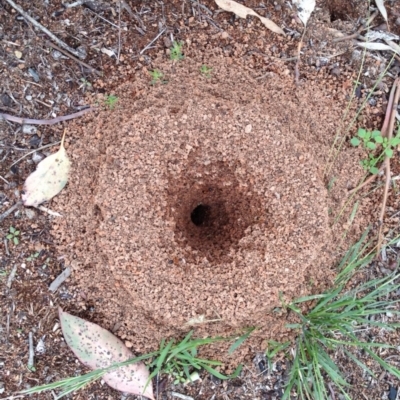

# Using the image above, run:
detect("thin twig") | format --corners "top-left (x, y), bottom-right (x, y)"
top-left (7, 264), bottom-right (18, 289)
top-left (294, 26), bottom-right (307, 85)
top-left (328, 383), bottom-right (336, 400)
top-left (4, 0), bottom-right (86, 60)
top-left (63, 0), bottom-right (86, 8)
top-left (86, 7), bottom-right (119, 28)
top-left (0, 107), bottom-right (93, 126)
top-left (117, 0), bottom-right (122, 64)
top-left (10, 142), bottom-right (61, 167)
top-left (0, 174), bottom-right (10, 184)
top-left (45, 41), bottom-right (102, 76)
top-left (0, 201), bottom-right (23, 222)
top-left (4, 238), bottom-right (10, 256)
top-left (349, 165), bottom-right (385, 194)
top-left (333, 11), bottom-right (379, 43)
top-left (140, 28), bottom-right (166, 54)
top-left (28, 332), bottom-right (35, 370)
top-left (378, 78), bottom-right (400, 251)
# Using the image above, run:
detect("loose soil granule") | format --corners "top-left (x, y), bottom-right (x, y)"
top-left (52, 51), bottom-right (368, 362)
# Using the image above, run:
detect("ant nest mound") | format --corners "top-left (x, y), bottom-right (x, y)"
top-left (54, 55), bottom-right (367, 359)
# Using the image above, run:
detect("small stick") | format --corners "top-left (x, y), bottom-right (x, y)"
top-left (381, 78), bottom-right (397, 137)
top-left (10, 142), bottom-right (61, 167)
top-left (140, 28), bottom-right (166, 54)
top-left (0, 174), bottom-right (10, 184)
top-left (45, 41), bottom-right (102, 76)
top-left (27, 332), bottom-right (35, 370)
top-left (332, 10), bottom-right (379, 43)
top-left (7, 264), bottom-right (18, 289)
top-left (4, 0), bottom-right (86, 60)
top-left (49, 267), bottom-right (71, 292)
top-left (349, 165), bottom-right (385, 194)
top-left (377, 78), bottom-right (400, 251)
top-left (294, 28), bottom-right (307, 86)
top-left (0, 107), bottom-right (93, 126)
top-left (4, 238), bottom-right (10, 256)
top-left (349, 78), bottom-right (398, 195)
top-left (117, 0), bottom-right (122, 64)
top-left (37, 205), bottom-right (62, 217)
top-left (0, 201), bottom-right (23, 222)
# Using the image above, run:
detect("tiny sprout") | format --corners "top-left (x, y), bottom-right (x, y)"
top-left (104, 94), bottom-right (118, 110)
top-left (6, 226), bottom-right (20, 245)
top-left (200, 65), bottom-right (212, 78)
top-left (170, 41), bottom-right (184, 61)
top-left (149, 69), bottom-right (165, 85)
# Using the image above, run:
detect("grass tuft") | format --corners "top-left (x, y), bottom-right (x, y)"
top-left (280, 233), bottom-right (400, 399)
top-left (20, 330), bottom-right (246, 399)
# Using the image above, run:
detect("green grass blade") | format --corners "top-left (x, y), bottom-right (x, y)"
top-left (228, 327), bottom-right (255, 354)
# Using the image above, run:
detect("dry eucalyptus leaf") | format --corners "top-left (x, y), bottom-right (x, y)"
top-left (375, 0), bottom-right (388, 23)
top-left (22, 130), bottom-right (70, 207)
top-left (292, 0), bottom-right (316, 26)
top-left (215, 0), bottom-right (285, 35)
top-left (59, 308), bottom-right (154, 400)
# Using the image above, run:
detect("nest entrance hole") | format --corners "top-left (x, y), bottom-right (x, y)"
top-left (167, 160), bottom-right (264, 262)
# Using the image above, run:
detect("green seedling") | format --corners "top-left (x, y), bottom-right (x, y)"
top-left (26, 252), bottom-right (40, 262)
top-left (78, 78), bottom-right (92, 91)
top-left (170, 41), bottom-right (184, 61)
top-left (200, 65), bottom-right (212, 78)
top-left (104, 94), bottom-right (118, 110)
top-left (149, 69), bottom-right (166, 85)
top-left (350, 127), bottom-right (400, 174)
top-left (6, 226), bottom-right (20, 245)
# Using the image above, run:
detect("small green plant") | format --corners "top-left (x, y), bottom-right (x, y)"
top-left (200, 65), bottom-right (212, 78)
top-left (279, 232), bottom-right (400, 400)
top-left (170, 41), bottom-right (184, 61)
top-left (6, 226), bottom-right (20, 245)
top-left (26, 252), bottom-right (40, 262)
top-left (78, 78), bottom-right (92, 91)
top-left (20, 331), bottom-right (246, 398)
top-left (104, 94), bottom-right (118, 110)
top-left (265, 340), bottom-right (290, 371)
top-left (149, 69), bottom-right (166, 85)
top-left (350, 128), bottom-right (400, 174)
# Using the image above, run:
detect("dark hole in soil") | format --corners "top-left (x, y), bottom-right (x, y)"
top-left (191, 204), bottom-right (211, 226)
top-left (167, 159), bottom-right (265, 262)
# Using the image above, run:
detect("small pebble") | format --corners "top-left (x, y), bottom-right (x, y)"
top-left (0, 93), bottom-right (12, 107)
top-left (29, 135), bottom-right (41, 147)
top-left (389, 385), bottom-right (398, 400)
top-left (32, 152), bottom-right (44, 164)
top-left (220, 31), bottom-right (229, 39)
top-left (25, 95), bottom-right (32, 101)
top-left (28, 68), bottom-right (40, 82)
top-left (52, 50), bottom-right (62, 60)
top-left (330, 67), bottom-right (341, 76)
top-left (22, 125), bottom-right (37, 135)
top-left (125, 341), bottom-right (133, 348)
top-left (14, 50), bottom-right (22, 59)
top-left (245, 124), bottom-right (252, 134)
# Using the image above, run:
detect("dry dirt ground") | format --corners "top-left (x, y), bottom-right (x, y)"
top-left (1, 0), bottom-right (400, 399)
